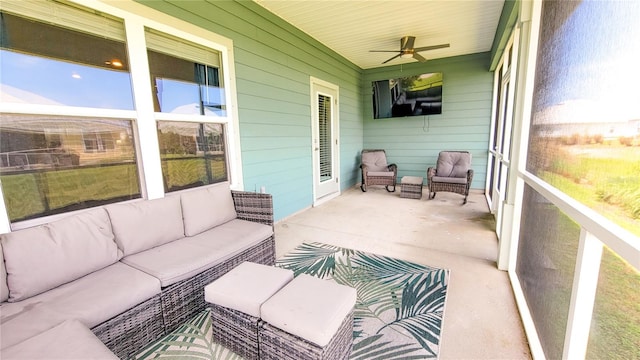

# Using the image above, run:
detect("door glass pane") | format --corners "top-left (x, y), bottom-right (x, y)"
top-left (516, 184), bottom-right (580, 359)
top-left (0, 10), bottom-right (133, 109)
top-left (318, 94), bottom-right (332, 181)
top-left (492, 65), bottom-right (503, 152)
top-left (499, 82), bottom-right (510, 156)
top-left (157, 121), bottom-right (227, 192)
top-left (0, 114), bottom-right (140, 222)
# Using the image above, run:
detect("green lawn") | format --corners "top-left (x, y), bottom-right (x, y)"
top-left (541, 144), bottom-right (640, 359)
top-left (1, 164), bottom-right (140, 222)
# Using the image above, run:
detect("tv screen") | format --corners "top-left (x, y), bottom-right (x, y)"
top-left (372, 73), bottom-right (442, 119)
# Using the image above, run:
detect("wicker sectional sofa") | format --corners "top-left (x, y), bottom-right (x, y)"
top-left (0, 182), bottom-right (275, 359)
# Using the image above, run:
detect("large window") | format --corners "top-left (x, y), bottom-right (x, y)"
top-left (0, 1), bottom-right (140, 223)
top-left (0, 0), bottom-right (237, 228)
top-left (148, 29), bottom-right (229, 190)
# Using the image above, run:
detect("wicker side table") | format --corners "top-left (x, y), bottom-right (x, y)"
top-left (204, 262), bottom-right (293, 360)
top-left (400, 176), bottom-right (424, 199)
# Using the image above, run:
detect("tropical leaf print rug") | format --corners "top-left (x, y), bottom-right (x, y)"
top-left (133, 242), bottom-right (450, 359)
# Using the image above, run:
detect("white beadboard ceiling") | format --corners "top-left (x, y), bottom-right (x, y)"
top-left (254, 0), bottom-right (505, 69)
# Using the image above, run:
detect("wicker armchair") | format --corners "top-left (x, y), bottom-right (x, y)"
top-left (360, 149), bottom-right (397, 192)
top-left (427, 151), bottom-right (473, 204)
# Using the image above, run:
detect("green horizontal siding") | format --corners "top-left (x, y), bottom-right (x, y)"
top-left (363, 53), bottom-right (493, 189)
top-left (137, 0), bottom-right (363, 221)
top-left (137, 1), bottom-right (493, 219)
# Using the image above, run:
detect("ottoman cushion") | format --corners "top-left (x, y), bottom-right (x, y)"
top-left (260, 274), bottom-right (356, 347)
top-left (401, 176), bottom-right (423, 185)
top-left (204, 261), bottom-right (293, 317)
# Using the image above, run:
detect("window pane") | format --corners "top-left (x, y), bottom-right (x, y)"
top-left (526, 0), bottom-right (640, 236)
top-left (516, 185), bottom-right (580, 359)
top-left (157, 121), bottom-right (228, 192)
top-left (587, 248), bottom-right (640, 359)
top-left (0, 10), bottom-right (134, 109)
top-left (146, 29), bottom-right (225, 116)
top-left (0, 114), bottom-right (140, 222)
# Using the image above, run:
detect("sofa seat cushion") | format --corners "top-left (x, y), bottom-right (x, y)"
top-left (432, 175), bottom-right (468, 184)
top-left (122, 219), bottom-right (273, 287)
top-left (107, 196), bottom-right (184, 256)
top-left (1, 243), bottom-right (9, 303)
top-left (1, 208), bottom-right (120, 302)
top-left (0, 303), bottom-right (68, 349)
top-left (0, 263), bottom-right (161, 348)
top-left (1, 319), bottom-right (117, 360)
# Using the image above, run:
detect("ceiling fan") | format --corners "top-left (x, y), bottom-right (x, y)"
top-left (370, 36), bottom-right (450, 64)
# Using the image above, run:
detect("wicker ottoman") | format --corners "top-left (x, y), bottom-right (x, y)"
top-left (259, 274), bottom-right (357, 360)
top-left (204, 261), bottom-right (293, 360)
top-left (400, 176), bottom-right (424, 199)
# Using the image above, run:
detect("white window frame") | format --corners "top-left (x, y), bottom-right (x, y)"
top-left (0, 0), bottom-right (243, 232)
top-left (507, 1), bottom-right (640, 359)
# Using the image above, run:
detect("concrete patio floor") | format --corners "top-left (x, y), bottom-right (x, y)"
top-left (274, 185), bottom-right (532, 359)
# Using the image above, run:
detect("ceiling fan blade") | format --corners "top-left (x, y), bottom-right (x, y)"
top-left (413, 52), bottom-right (427, 62)
top-left (414, 43), bottom-right (450, 52)
top-left (382, 53), bottom-right (402, 64)
top-left (369, 50), bottom-right (401, 53)
top-left (401, 36), bottom-right (416, 51)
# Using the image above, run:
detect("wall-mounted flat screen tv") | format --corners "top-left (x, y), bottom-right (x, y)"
top-left (372, 72), bottom-right (442, 119)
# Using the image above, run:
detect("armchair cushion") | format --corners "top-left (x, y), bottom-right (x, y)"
top-left (362, 150), bottom-right (390, 172)
top-left (368, 171), bottom-right (394, 177)
top-left (436, 151), bottom-right (471, 178)
top-left (432, 176), bottom-right (468, 184)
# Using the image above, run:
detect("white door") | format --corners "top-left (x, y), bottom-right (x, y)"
top-left (311, 77), bottom-right (340, 204)
top-left (487, 31), bottom-right (518, 242)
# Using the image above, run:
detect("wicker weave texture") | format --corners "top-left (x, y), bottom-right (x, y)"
top-left (161, 236), bottom-right (276, 332)
top-left (365, 174), bottom-right (396, 187)
top-left (400, 180), bottom-right (423, 199)
top-left (427, 167), bottom-right (474, 203)
top-left (360, 149), bottom-right (397, 192)
top-left (91, 294), bottom-right (165, 359)
top-left (210, 304), bottom-right (261, 360)
top-left (231, 191), bottom-right (274, 226)
top-left (259, 310), bottom-right (354, 360)
top-left (159, 190), bottom-right (275, 332)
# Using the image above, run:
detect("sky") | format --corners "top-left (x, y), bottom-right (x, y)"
top-left (533, 0), bottom-right (640, 124)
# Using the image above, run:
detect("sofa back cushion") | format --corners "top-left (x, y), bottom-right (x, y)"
top-left (1, 244), bottom-right (8, 302)
top-left (180, 182), bottom-right (237, 236)
top-left (0, 208), bottom-right (120, 302)
top-left (436, 151), bottom-right (471, 178)
top-left (107, 196), bottom-right (184, 256)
